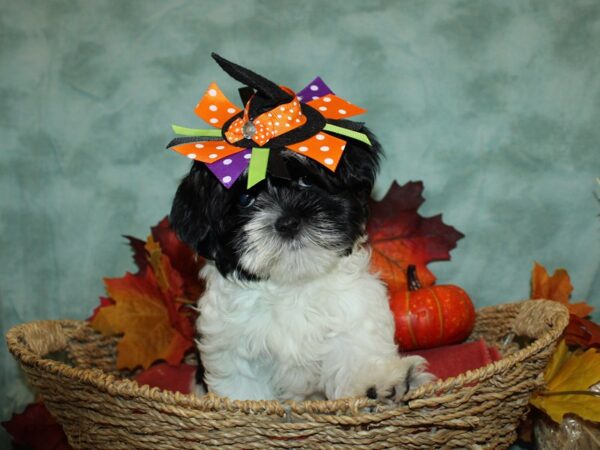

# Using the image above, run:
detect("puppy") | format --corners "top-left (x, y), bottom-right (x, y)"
top-left (170, 131), bottom-right (433, 402)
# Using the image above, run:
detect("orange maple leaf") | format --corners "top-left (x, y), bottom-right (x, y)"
top-left (90, 236), bottom-right (195, 370)
top-left (531, 262), bottom-right (594, 318)
top-left (367, 181), bottom-right (464, 292)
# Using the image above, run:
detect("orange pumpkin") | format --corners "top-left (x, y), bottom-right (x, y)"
top-left (389, 265), bottom-right (475, 350)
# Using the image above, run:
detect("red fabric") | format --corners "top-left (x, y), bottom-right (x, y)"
top-left (134, 340), bottom-right (502, 395)
top-left (404, 339), bottom-right (502, 380)
top-left (135, 363), bottom-right (196, 394)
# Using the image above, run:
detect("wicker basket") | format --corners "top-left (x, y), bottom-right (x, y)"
top-left (6, 300), bottom-right (568, 449)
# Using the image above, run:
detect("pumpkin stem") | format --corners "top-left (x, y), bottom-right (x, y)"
top-left (407, 265), bottom-right (422, 291)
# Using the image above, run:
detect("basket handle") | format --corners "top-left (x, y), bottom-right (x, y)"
top-left (6, 320), bottom-right (82, 361)
top-left (512, 300), bottom-right (569, 339)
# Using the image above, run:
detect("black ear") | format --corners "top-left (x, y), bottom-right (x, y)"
top-left (333, 126), bottom-right (382, 200)
top-left (169, 164), bottom-right (222, 260)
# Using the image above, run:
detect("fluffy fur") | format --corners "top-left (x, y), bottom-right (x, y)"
top-left (170, 129), bottom-right (433, 401)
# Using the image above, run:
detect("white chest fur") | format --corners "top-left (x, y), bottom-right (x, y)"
top-left (196, 248), bottom-right (405, 401)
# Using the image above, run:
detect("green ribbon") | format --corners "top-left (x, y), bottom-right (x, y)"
top-left (173, 123), bottom-right (371, 146)
top-left (323, 124), bottom-right (372, 146)
top-left (247, 148), bottom-right (270, 188)
top-left (173, 123), bottom-right (371, 145)
top-left (171, 125), bottom-right (222, 137)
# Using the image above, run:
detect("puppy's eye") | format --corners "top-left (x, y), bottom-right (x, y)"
top-left (298, 176), bottom-right (313, 188)
top-left (238, 192), bottom-right (255, 208)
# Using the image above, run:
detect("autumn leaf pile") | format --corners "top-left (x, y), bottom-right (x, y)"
top-left (89, 217), bottom-right (204, 370)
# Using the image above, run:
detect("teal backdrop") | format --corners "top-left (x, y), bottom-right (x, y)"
top-left (1, 0), bottom-right (599, 447)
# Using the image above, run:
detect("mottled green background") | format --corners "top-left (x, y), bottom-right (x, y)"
top-left (1, 0), bottom-right (599, 447)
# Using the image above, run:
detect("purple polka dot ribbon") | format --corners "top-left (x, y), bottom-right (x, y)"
top-left (205, 148), bottom-right (252, 189)
top-left (297, 77), bottom-right (334, 103)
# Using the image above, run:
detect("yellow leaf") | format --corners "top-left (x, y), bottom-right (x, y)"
top-left (543, 339), bottom-right (571, 383)
top-left (533, 393), bottom-right (600, 423)
top-left (547, 348), bottom-right (600, 393)
top-left (532, 348), bottom-right (600, 423)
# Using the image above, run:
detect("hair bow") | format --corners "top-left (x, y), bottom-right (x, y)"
top-left (167, 53), bottom-right (372, 189)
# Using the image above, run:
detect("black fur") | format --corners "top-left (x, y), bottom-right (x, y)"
top-left (169, 128), bottom-right (382, 281)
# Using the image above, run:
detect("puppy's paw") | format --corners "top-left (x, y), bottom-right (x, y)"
top-left (364, 355), bottom-right (435, 402)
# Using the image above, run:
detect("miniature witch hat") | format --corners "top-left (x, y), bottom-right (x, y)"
top-left (167, 53), bottom-right (372, 189)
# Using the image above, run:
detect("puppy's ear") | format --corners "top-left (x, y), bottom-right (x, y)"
top-left (169, 163), bottom-right (221, 260)
top-left (335, 126), bottom-right (382, 200)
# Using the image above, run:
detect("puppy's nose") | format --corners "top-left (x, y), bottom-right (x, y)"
top-left (274, 215), bottom-right (301, 237)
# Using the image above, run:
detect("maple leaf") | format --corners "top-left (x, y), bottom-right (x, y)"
top-left (88, 296), bottom-right (115, 322)
top-left (145, 235), bottom-right (196, 339)
top-left (125, 217), bottom-right (205, 301)
top-left (2, 402), bottom-right (72, 450)
top-left (531, 262), bottom-right (594, 318)
top-left (150, 217), bottom-right (205, 301)
top-left (124, 235), bottom-right (148, 273)
top-left (90, 237), bottom-right (195, 370)
top-left (531, 340), bottom-right (600, 423)
top-left (89, 217), bottom-right (203, 367)
top-left (565, 314), bottom-right (600, 349)
top-left (367, 181), bottom-right (464, 292)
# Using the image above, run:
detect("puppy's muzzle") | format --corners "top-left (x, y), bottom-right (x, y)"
top-left (274, 214), bottom-right (301, 238)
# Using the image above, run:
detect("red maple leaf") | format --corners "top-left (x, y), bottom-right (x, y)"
top-left (150, 217), bottom-right (206, 301)
top-left (124, 217), bottom-right (205, 301)
top-left (2, 402), bottom-right (72, 450)
top-left (124, 235), bottom-right (148, 273)
top-left (367, 181), bottom-right (464, 292)
top-left (564, 314), bottom-right (600, 349)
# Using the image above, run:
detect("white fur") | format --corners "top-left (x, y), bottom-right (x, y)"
top-left (195, 246), bottom-right (433, 401)
top-left (237, 196), bottom-right (348, 282)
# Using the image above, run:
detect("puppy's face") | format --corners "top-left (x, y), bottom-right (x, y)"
top-left (170, 130), bottom-right (380, 282)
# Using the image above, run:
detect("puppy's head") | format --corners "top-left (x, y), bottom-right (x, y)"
top-left (170, 130), bottom-right (381, 282)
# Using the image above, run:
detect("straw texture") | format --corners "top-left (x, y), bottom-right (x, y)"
top-left (6, 300), bottom-right (568, 449)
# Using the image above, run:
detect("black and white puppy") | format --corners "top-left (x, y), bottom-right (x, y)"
top-left (170, 129), bottom-right (433, 402)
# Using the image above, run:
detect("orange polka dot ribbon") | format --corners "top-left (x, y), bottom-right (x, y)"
top-left (225, 88), bottom-right (307, 146)
top-left (168, 76), bottom-right (372, 189)
top-left (194, 82), bottom-right (242, 129)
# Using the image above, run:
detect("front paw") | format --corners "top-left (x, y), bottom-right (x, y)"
top-left (365, 355), bottom-right (435, 402)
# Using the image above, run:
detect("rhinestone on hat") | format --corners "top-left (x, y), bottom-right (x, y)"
top-left (242, 121), bottom-right (256, 139)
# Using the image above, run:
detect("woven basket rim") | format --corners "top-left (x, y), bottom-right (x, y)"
top-left (5, 299), bottom-right (569, 417)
